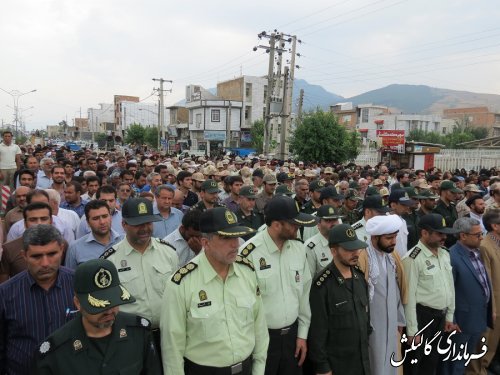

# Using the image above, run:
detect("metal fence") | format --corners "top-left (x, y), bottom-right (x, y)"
top-left (354, 149), bottom-right (500, 171)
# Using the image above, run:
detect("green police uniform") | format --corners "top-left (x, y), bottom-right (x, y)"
top-left (402, 240), bottom-right (455, 337)
top-left (36, 313), bottom-right (161, 375)
top-left (308, 263), bottom-right (371, 375)
top-left (402, 210), bottom-right (420, 250)
top-left (36, 258), bottom-right (161, 374)
top-left (302, 199), bottom-right (321, 215)
top-left (235, 208), bottom-right (264, 241)
top-left (190, 200), bottom-right (225, 212)
top-left (101, 237), bottom-right (178, 328)
top-left (305, 232), bottom-right (332, 277)
top-left (160, 207), bottom-right (269, 375)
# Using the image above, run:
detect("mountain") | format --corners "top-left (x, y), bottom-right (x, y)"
top-left (292, 79), bottom-right (344, 112)
top-left (345, 84), bottom-right (500, 114)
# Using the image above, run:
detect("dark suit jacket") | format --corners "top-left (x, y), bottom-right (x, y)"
top-left (450, 241), bottom-right (493, 334)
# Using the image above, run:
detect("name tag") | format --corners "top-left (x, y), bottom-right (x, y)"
top-left (118, 267), bottom-right (131, 272)
top-left (198, 301), bottom-right (212, 308)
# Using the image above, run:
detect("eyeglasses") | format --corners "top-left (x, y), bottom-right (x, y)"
top-left (465, 232), bottom-right (483, 238)
top-left (120, 189), bottom-right (131, 193)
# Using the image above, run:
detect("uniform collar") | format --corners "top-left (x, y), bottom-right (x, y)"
top-left (263, 228), bottom-right (280, 254)
top-left (199, 252), bottom-right (237, 283)
top-left (123, 237), bottom-right (154, 256)
top-left (417, 240), bottom-right (439, 258)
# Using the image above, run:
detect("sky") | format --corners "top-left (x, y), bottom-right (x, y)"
top-left (1, 0), bottom-right (500, 130)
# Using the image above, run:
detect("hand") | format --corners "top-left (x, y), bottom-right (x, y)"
top-left (187, 237), bottom-right (203, 254)
top-left (444, 321), bottom-right (460, 332)
top-left (407, 335), bottom-right (421, 345)
top-left (295, 338), bottom-right (307, 367)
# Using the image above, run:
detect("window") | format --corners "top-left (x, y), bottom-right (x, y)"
top-left (245, 83), bottom-right (252, 101)
top-left (195, 113), bottom-right (202, 127)
top-left (442, 127), bottom-right (447, 134)
top-left (343, 115), bottom-right (352, 123)
top-left (361, 109), bottom-right (368, 123)
top-left (211, 109), bottom-right (220, 122)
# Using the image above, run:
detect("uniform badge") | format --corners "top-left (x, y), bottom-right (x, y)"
top-left (73, 340), bottom-right (83, 351)
top-left (259, 257), bottom-right (271, 270)
top-left (40, 341), bottom-right (50, 354)
top-left (199, 290), bottom-right (207, 301)
top-left (138, 202), bottom-right (148, 214)
top-left (120, 260), bottom-right (127, 268)
top-left (94, 268), bottom-right (112, 289)
top-left (425, 259), bottom-right (435, 270)
top-left (225, 210), bottom-right (237, 224)
top-left (120, 285), bottom-right (131, 301)
top-left (119, 328), bottom-right (127, 338)
top-left (140, 318), bottom-right (150, 327)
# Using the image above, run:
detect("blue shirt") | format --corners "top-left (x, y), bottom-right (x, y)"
top-left (152, 207), bottom-right (183, 239)
top-left (76, 209), bottom-right (124, 238)
top-left (0, 267), bottom-right (75, 375)
top-left (36, 170), bottom-right (52, 189)
top-left (60, 199), bottom-right (89, 218)
top-left (65, 230), bottom-right (123, 270)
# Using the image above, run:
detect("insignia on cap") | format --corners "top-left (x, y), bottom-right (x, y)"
top-left (40, 341), bottom-right (50, 354)
top-left (120, 285), bottom-right (131, 301)
top-left (225, 210), bottom-right (236, 225)
top-left (73, 340), bottom-right (83, 351)
top-left (95, 268), bottom-right (112, 289)
top-left (346, 228), bottom-right (355, 238)
top-left (88, 294), bottom-right (110, 308)
top-left (138, 202), bottom-right (148, 214)
top-left (210, 180), bottom-right (217, 187)
top-left (119, 328), bottom-right (127, 338)
top-left (328, 207), bottom-right (334, 214)
top-left (199, 290), bottom-right (207, 301)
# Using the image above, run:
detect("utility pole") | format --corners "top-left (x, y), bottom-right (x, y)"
top-left (261, 33), bottom-right (276, 155)
top-left (279, 66), bottom-right (290, 160)
top-left (297, 89), bottom-right (304, 126)
top-left (226, 101), bottom-right (232, 149)
top-left (152, 78), bottom-right (172, 151)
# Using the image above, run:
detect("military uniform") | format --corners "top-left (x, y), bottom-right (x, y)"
top-left (338, 206), bottom-right (361, 225)
top-left (305, 232), bottom-right (332, 277)
top-left (255, 192), bottom-right (274, 214)
top-left (101, 237), bottom-right (178, 328)
top-left (235, 208), bottom-right (264, 241)
top-left (190, 200), bottom-right (225, 212)
top-left (308, 262), bottom-right (371, 375)
top-left (353, 218), bottom-right (369, 242)
top-left (402, 210), bottom-right (420, 250)
top-left (36, 313), bottom-right (161, 375)
top-left (302, 200), bottom-right (321, 215)
top-left (160, 253), bottom-right (269, 374)
top-left (433, 199), bottom-right (458, 247)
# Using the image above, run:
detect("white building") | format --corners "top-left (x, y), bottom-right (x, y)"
top-left (185, 85), bottom-right (242, 154)
top-left (87, 103), bottom-right (114, 133)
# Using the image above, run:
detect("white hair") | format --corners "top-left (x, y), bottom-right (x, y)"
top-left (44, 188), bottom-right (61, 205)
top-left (83, 170), bottom-right (97, 178)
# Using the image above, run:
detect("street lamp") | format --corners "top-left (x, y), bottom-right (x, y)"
top-left (0, 88), bottom-right (37, 137)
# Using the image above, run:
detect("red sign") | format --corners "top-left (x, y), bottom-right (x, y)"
top-left (376, 130), bottom-right (405, 152)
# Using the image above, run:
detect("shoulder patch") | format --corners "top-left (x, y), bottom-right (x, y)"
top-left (307, 242), bottom-right (316, 250)
top-left (235, 255), bottom-right (255, 271)
top-left (240, 243), bottom-right (256, 258)
top-left (314, 268), bottom-right (332, 288)
top-left (409, 246), bottom-right (422, 259)
top-left (157, 238), bottom-right (176, 251)
top-left (100, 246), bottom-right (116, 259)
top-left (171, 262), bottom-right (198, 285)
top-left (352, 222), bottom-right (363, 230)
top-left (136, 316), bottom-right (152, 329)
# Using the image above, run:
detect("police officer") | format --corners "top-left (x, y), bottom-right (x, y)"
top-left (401, 213), bottom-right (458, 375)
top-left (191, 179), bottom-right (225, 212)
top-left (308, 224), bottom-right (371, 375)
top-left (100, 198), bottom-right (178, 346)
top-left (353, 195), bottom-right (390, 243)
top-left (433, 180), bottom-right (462, 247)
top-left (235, 185), bottom-right (264, 241)
top-left (302, 180), bottom-right (325, 214)
top-left (338, 189), bottom-right (363, 225)
top-left (36, 259), bottom-right (161, 374)
top-left (160, 207), bottom-right (269, 375)
top-left (305, 205), bottom-right (342, 277)
top-left (239, 195), bottom-right (317, 375)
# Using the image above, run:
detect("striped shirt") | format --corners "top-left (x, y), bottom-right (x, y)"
top-left (0, 267), bottom-right (75, 375)
top-left (469, 249), bottom-right (491, 303)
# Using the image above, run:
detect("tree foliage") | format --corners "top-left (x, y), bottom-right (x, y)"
top-left (124, 124), bottom-right (145, 146)
top-left (250, 120), bottom-right (264, 153)
top-left (407, 126), bottom-right (489, 148)
top-left (144, 127), bottom-right (158, 149)
top-left (290, 110), bottom-right (360, 163)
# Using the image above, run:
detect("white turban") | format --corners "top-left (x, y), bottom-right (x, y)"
top-left (365, 215), bottom-right (402, 236)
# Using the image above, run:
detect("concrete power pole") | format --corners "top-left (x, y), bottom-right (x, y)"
top-left (263, 34), bottom-right (276, 156)
top-left (297, 89), bottom-right (304, 126)
top-left (279, 66), bottom-right (290, 160)
top-left (152, 78), bottom-right (172, 151)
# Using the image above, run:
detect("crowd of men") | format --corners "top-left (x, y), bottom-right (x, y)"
top-left (1, 129), bottom-right (500, 375)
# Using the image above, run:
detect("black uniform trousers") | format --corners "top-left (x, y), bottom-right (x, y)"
top-left (403, 303), bottom-right (447, 375)
top-left (184, 356), bottom-right (252, 375)
top-left (265, 320), bottom-right (302, 375)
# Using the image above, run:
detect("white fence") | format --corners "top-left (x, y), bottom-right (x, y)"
top-left (354, 149), bottom-right (500, 171)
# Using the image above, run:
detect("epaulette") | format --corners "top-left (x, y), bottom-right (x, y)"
top-left (307, 242), bottom-right (316, 250)
top-left (409, 246), bottom-right (422, 259)
top-left (136, 315), bottom-right (152, 329)
top-left (314, 268), bottom-right (332, 288)
top-left (235, 255), bottom-right (255, 271)
top-left (352, 222), bottom-right (363, 230)
top-left (156, 238), bottom-right (176, 251)
top-left (100, 247), bottom-right (116, 259)
top-left (171, 262), bottom-right (198, 285)
top-left (441, 246), bottom-right (449, 252)
top-left (240, 243), bottom-right (256, 258)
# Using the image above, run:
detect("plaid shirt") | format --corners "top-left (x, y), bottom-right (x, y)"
top-left (468, 248), bottom-right (491, 303)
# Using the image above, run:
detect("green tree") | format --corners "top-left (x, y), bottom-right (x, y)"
top-left (94, 133), bottom-right (107, 148)
top-left (290, 110), bottom-right (359, 163)
top-left (124, 123), bottom-right (145, 146)
top-left (144, 127), bottom-right (158, 149)
top-left (250, 120), bottom-right (264, 153)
